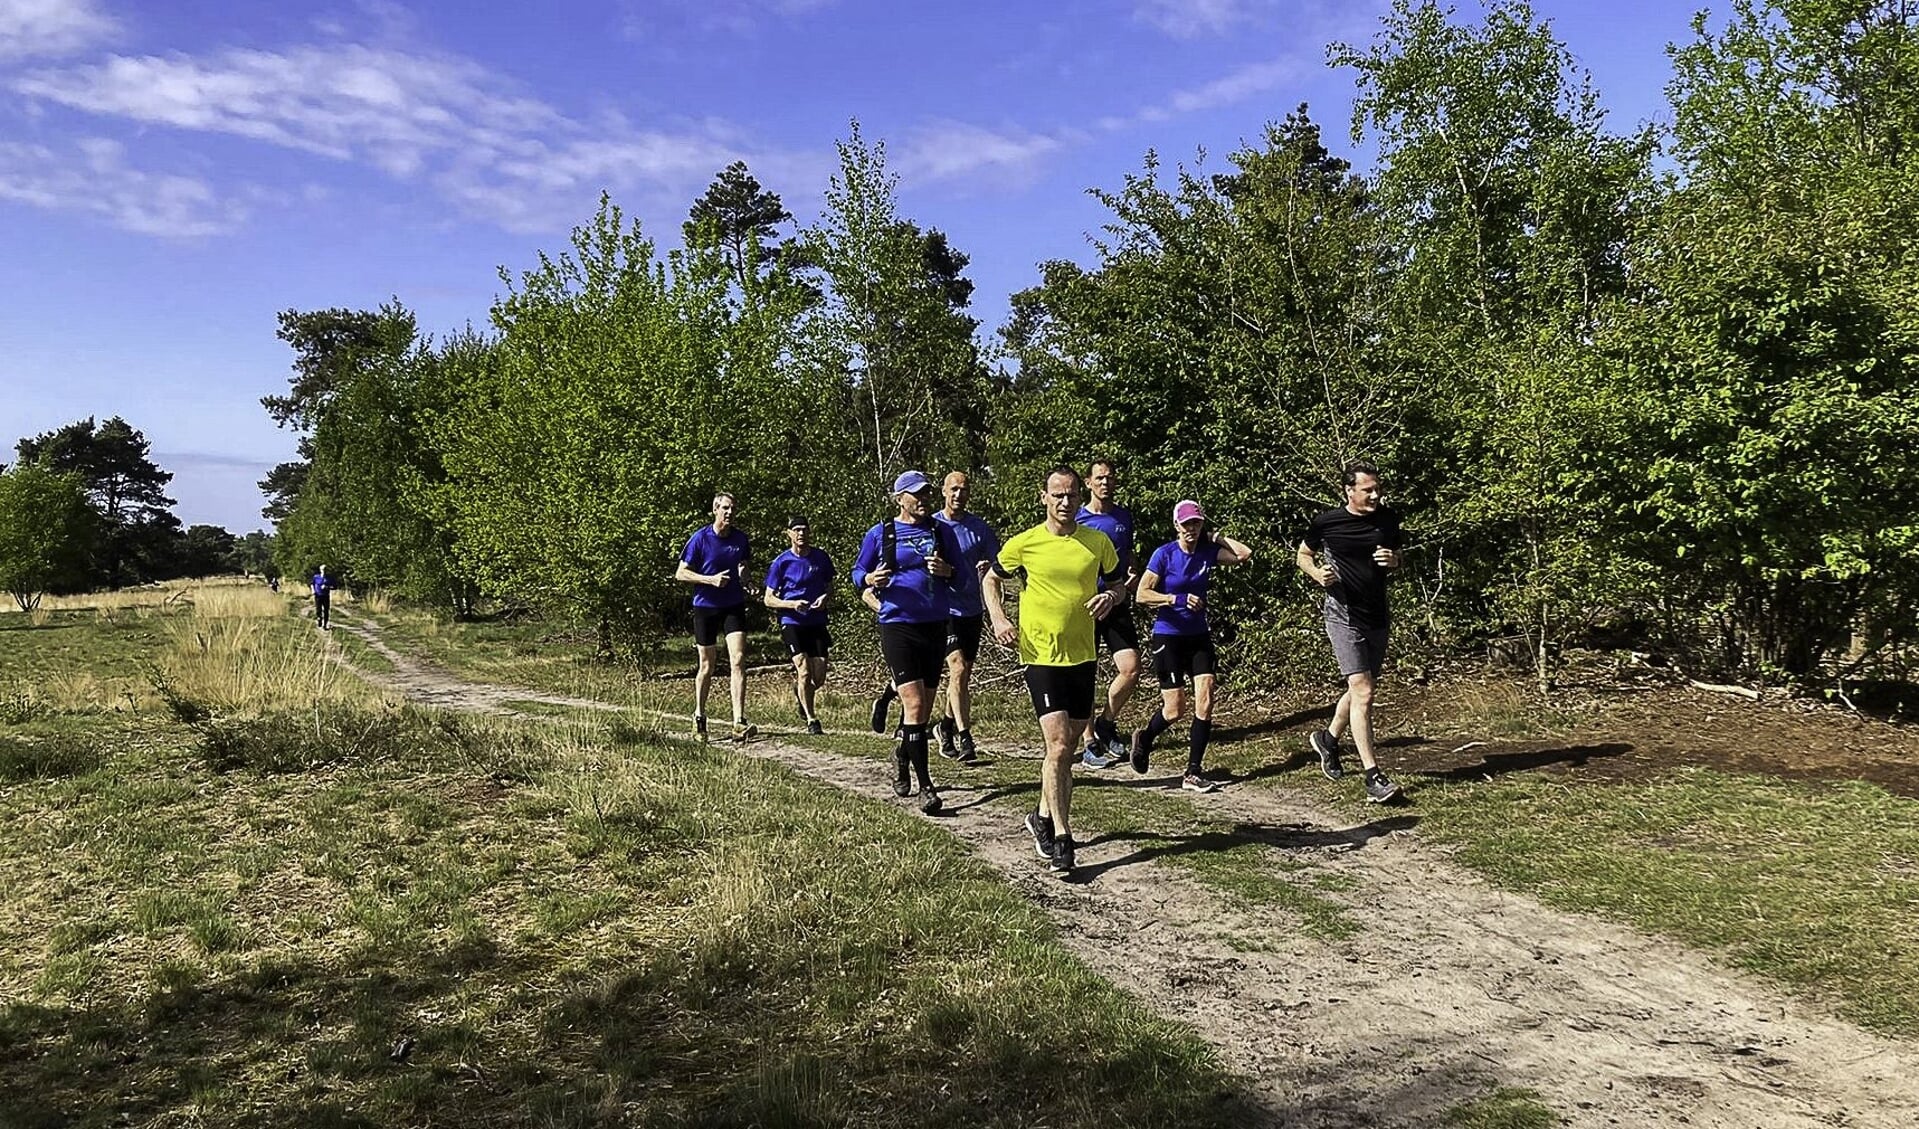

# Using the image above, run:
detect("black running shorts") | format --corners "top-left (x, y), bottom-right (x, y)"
top-left (1024, 661), bottom-right (1097, 720)
top-left (945, 613), bottom-right (983, 663)
top-left (692, 606), bottom-right (747, 646)
top-left (1150, 633), bottom-right (1217, 689)
top-left (781, 623), bottom-right (831, 658)
top-left (880, 620), bottom-right (947, 691)
top-left (1095, 607), bottom-right (1140, 656)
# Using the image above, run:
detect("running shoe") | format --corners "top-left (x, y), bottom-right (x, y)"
top-left (1105, 733), bottom-right (1132, 764)
top-left (936, 716), bottom-right (960, 759)
top-left (1080, 744), bottom-right (1122, 769)
top-left (955, 732), bottom-right (978, 764)
top-left (1364, 771), bottom-right (1402, 804)
top-left (1049, 834), bottom-right (1076, 876)
top-left (693, 715), bottom-right (707, 743)
top-left (892, 747), bottom-right (912, 797)
top-left (920, 787), bottom-right (943, 816)
top-left (805, 719), bottom-right (824, 736)
top-left (1181, 772), bottom-right (1219, 794)
top-left (1024, 811), bottom-right (1055, 859)
top-left (733, 721), bottom-right (757, 741)
top-left (1310, 728), bottom-right (1346, 781)
top-left (869, 692), bottom-right (892, 734)
top-left (1129, 728), bottom-right (1152, 774)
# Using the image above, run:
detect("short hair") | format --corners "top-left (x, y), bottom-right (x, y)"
top-left (1342, 461), bottom-right (1380, 487)
top-left (1042, 464), bottom-right (1084, 492)
top-left (1088, 455), bottom-right (1120, 476)
top-left (711, 491), bottom-right (736, 507)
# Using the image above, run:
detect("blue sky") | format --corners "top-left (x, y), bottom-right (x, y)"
top-left (1, 0), bottom-right (1701, 533)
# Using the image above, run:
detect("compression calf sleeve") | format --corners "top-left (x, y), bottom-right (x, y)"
top-left (903, 724), bottom-right (933, 787)
top-left (1187, 718), bottom-right (1212, 775)
top-left (1144, 710), bottom-right (1173, 742)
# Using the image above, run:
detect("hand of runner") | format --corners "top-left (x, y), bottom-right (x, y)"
top-left (867, 565), bottom-right (893, 588)
top-left (991, 617), bottom-right (1017, 645)
top-left (928, 552), bottom-right (954, 578)
top-left (1315, 564), bottom-right (1339, 589)
top-left (1186, 593), bottom-right (1205, 613)
top-left (711, 573), bottom-right (731, 589)
top-left (1372, 547), bottom-right (1400, 569)
top-left (808, 595), bottom-right (828, 610)
top-left (1086, 590), bottom-right (1119, 620)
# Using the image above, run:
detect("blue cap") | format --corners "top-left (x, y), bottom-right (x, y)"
top-left (892, 470), bottom-right (933, 495)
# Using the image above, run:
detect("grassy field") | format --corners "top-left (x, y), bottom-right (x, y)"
top-left (0, 582), bottom-right (1254, 1127)
top-left (353, 603), bottom-right (1919, 1041)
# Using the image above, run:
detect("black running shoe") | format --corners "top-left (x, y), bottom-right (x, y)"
top-left (1181, 772), bottom-right (1219, 794)
top-left (1365, 771), bottom-right (1402, 804)
top-left (1310, 729), bottom-right (1346, 780)
top-left (955, 732), bottom-right (978, 764)
top-left (936, 716), bottom-right (960, 759)
top-left (892, 747), bottom-right (912, 797)
top-left (869, 692), bottom-right (892, 734)
top-left (805, 719), bottom-right (824, 736)
top-left (693, 715), bottom-right (707, 743)
top-left (1049, 834), bottom-right (1076, 875)
top-left (920, 787), bottom-right (942, 816)
top-left (733, 721), bottom-right (756, 741)
top-left (1130, 728), bottom-right (1152, 774)
top-left (1024, 811), bottom-right (1055, 859)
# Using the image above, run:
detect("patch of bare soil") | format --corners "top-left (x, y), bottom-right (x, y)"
top-left (338, 617), bottom-right (1919, 1127)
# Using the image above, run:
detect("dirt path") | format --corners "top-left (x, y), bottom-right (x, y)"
top-left (332, 615), bottom-right (1919, 1128)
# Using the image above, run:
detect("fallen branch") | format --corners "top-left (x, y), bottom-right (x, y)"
top-left (1687, 678), bottom-right (1761, 701)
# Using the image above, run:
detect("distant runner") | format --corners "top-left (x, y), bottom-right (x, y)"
top-left (311, 565), bottom-right (332, 630)
top-left (853, 470), bottom-right (958, 814)
top-left (986, 465), bottom-right (1124, 876)
top-left (763, 515), bottom-right (834, 736)
top-left (1297, 462), bottom-right (1404, 803)
top-left (1130, 500), bottom-right (1252, 792)
top-left (1075, 456), bottom-right (1140, 768)
top-left (674, 492), bottom-right (756, 742)
top-left (934, 471), bottom-right (1000, 764)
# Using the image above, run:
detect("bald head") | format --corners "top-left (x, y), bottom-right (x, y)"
top-left (942, 471), bottom-right (971, 516)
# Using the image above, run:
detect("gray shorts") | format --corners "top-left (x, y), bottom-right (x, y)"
top-left (1323, 598), bottom-right (1388, 678)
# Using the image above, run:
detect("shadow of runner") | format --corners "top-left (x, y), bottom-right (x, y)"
top-left (1071, 815), bottom-right (1419, 882)
top-left (1413, 742), bottom-right (1633, 782)
top-left (1212, 704), bottom-right (1335, 742)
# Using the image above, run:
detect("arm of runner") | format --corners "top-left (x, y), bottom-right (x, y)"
top-left (1296, 539), bottom-right (1338, 589)
top-left (1213, 532), bottom-right (1253, 567)
top-left (674, 561), bottom-right (725, 588)
top-left (851, 526), bottom-right (891, 590)
top-left (984, 565), bottom-right (1017, 645)
top-left (1135, 568), bottom-right (1173, 609)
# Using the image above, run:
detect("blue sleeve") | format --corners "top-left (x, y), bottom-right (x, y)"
top-left (820, 552), bottom-right (837, 586)
top-left (680, 530), bottom-right (702, 565)
top-left (763, 557), bottom-right (783, 595)
top-left (851, 526), bottom-right (881, 590)
top-left (1145, 544), bottom-right (1170, 578)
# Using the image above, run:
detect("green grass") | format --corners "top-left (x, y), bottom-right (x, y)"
top-left (0, 600), bottom-right (1251, 1127)
top-left (1444, 1087), bottom-right (1560, 1128)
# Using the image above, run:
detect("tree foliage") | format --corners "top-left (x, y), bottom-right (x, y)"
top-left (0, 464), bottom-right (98, 609)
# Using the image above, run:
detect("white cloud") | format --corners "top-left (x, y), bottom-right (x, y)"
top-left (1133, 0), bottom-right (1263, 39)
top-left (0, 0), bottom-right (115, 62)
top-left (0, 138), bottom-right (244, 236)
top-left (1101, 54), bottom-right (1304, 133)
top-left (894, 120), bottom-right (1067, 184)
top-left (10, 43), bottom-right (780, 231)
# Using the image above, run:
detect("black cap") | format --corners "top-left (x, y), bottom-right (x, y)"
top-left (786, 515), bottom-right (809, 529)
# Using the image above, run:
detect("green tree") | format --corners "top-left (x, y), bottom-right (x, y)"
top-left (1613, 0), bottom-right (1919, 677)
top-left (0, 464), bottom-right (98, 609)
top-left (16, 415), bottom-right (181, 587)
top-left (684, 160), bottom-right (806, 291)
top-left (1334, 0), bottom-right (1656, 684)
top-left (806, 122), bottom-right (992, 493)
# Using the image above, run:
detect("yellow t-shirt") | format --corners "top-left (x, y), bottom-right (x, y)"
top-left (997, 523), bottom-right (1119, 667)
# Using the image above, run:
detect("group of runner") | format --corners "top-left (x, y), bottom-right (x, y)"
top-left (675, 457), bottom-right (1404, 876)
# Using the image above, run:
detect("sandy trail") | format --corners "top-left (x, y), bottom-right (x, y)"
top-left (332, 614), bottom-right (1919, 1127)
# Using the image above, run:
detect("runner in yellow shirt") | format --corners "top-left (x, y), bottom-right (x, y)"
top-left (984, 465), bottom-right (1124, 876)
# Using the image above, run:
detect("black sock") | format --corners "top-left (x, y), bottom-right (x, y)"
top-left (1144, 710), bottom-right (1173, 741)
top-left (1365, 765), bottom-right (1383, 781)
top-left (956, 728), bottom-right (970, 739)
top-left (1093, 716), bottom-right (1118, 746)
top-left (1187, 718), bottom-right (1212, 775)
top-left (903, 724), bottom-right (933, 787)
top-left (879, 684), bottom-right (898, 704)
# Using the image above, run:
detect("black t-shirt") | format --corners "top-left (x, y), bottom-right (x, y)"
top-left (1303, 505), bottom-right (1402, 627)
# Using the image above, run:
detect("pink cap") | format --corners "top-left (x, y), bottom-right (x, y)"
top-left (1173, 499), bottom-right (1205, 525)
